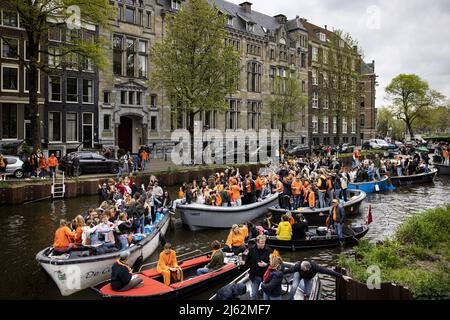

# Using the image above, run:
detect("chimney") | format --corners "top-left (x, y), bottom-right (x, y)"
top-left (325, 25), bottom-right (327, 30)
top-left (239, 2), bottom-right (252, 14)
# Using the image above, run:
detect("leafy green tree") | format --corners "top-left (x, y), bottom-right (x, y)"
top-left (376, 107), bottom-right (406, 141)
top-left (151, 0), bottom-right (240, 163)
top-left (0, 0), bottom-right (114, 151)
top-left (267, 76), bottom-right (306, 147)
top-left (385, 74), bottom-right (445, 139)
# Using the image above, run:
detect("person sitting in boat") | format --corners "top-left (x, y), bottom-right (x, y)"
top-left (328, 199), bottom-right (345, 241)
top-left (276, 215), bottom-right (292, 241)
top-left (157, 243), bottom-right (183, 286)
top-left (116, 213), bottom-right (133, 249)
top-left (292, 214), bottom-right (309, 241)
top-left (111, 251), bottom-right (144, 292)
top-left (213, 283), bottom-right (247, 300)
top-left (172, 185), bottom-right (186, 211)
top-left (196, 240), bottom-right (225, 276)
top-left (220, 186), bottom-right (231, 207)
top-left (242, 173), bottom-right (256, 205)
top-left (244, 235), bottom-right (273, 300)
top-left (283, 260), bottom-right (352, 300)
top-left (262, 212), bottom-right (277, 236)
top-left (260, 178), bottom-right (272, 200)
top-left (223, 224), bottom-right (248, 255)
top-left (261, 255), bottom-right (284, 301)
top-left (285, 211), bottom-right (295, 225)
top-left (95, 214), bottom-right (117, 252)
top-left (53, 219), bottom-right (75, 254)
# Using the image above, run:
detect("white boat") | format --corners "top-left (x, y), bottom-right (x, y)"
top-left (35, 212), bottom-right (171, 296)
top-left (179, 193), bottom-right (279, 231)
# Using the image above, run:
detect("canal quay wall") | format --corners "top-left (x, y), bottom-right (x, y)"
top-left (0, 163), bottom-right (264, 205)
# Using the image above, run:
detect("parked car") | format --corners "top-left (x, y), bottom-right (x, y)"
top-left (287, 144), bottom-right (311, 157)
top-left (340, 143), bottom-right (356, 153)
top-left (2, 155), bottom-right (24, 179)
top-left (394, 141), bottom-right (405, 149)
top-left (59, 151), bottom-right (119, 175)
top-left (364, 139), bottom-right (391, 150)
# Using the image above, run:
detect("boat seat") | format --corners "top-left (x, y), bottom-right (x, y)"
top-left (141, 256), bottom-right (211, 278)
top-left (100, 275), bottom-right (172, 297)
top-left (169, 264), bottom-right (236, 289)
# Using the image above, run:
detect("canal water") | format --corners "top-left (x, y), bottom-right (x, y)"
top-left (0, 176), bottom-right (449, 300)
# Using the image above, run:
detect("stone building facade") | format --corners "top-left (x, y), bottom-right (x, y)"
top-left (360, 60), bottom-right (377, 141)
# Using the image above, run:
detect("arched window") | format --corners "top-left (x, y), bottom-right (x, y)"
top-left (247, 61), bottom-right (262, 93)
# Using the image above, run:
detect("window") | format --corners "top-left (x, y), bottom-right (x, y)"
top-left (48, 26), bottom-right (61, 41)
top-left (226, 99), bottom-right (240, 130)
top-left (125, 7), bottom-right (135, 24)
top-left (312, 47), bottom-right (318, 62)
top-left (121, 91), bottom-right (126, 104)
top-left (312, 116), bottom-right (318, 134)
top-left (318, 32), bottom-right (326, 42)
top-left (66, 29), bottom-right (80, 44)
top-left (128, 91), bottom-right (134, 105)
top-left (301, 52), bottom-right (307, 68)
top-left (333, 116), bottom-right (337, 134)
top-left (247, 101), bottom-right (261, 130)
top-left (312, 92), bottom-right (318, 108)
top-left (49, 76), bottom-right (62, 101)
top-left (136, 92), bottom-right (141, 105)
top-left (301, 80), bottom-right (306, 93)
top-left (312, 69), bottom-right (318, 86)
top-left (65, 52), bottom-right (78, 70)
top-left (360, 114), bottom-right (365, 127)
top-left (1, 38), bottom-right (18, 59)
top-left (24, 69), bottom-right (40, 93)
top-left (66, 113), bottom-right (78, 142)
top-left (351, 118), bottom-right (356, 134)
top-left (48, 112), bottom-right (62, 142)
top-left (323, 50), bottom-right (328, 64)
top-left (103, 91), bottom-right (110, 104)
top-left (1, 65), bottom-right (19, 92)
top-left (323, 116), bottom-right (329, 134)
top-left (270, 49), bottom-right (275, 60)
top-left (113, 35), bottom-right (123, 75)
top-left (66, 78), bottom-right (78, 102)
top-left (227, 16), bottom-right (234, 26)
top-left (126, 38), bottom-right (135, 77)
top-left (342, 118), bottom-right (348, 134)
top-left (146, 11), bottom-right (152, 28)
top-left (171, 0), bottom-right (180, 10)
top-left (2, 11), bottom-right (19, 28)
top-left (81, 57), bottom-right (94, 72)
top-left (83, 79), bottom-right (93, 103)
top-left (82, 113), bottom-right (94, 148)
top-left (48, 47), bottom-right (61, 67)
top-left (103, 114), bottom-right (111, 130)
top-left (247, 61), bottom-right (262, 93)
top-left (246, 23), bottom-right (254, 33)
top-left (323, 96), bottom-right (329, 109)
top-left (150, 116), bottom-right (157, 131)
top-left (138, 40), bottom-right (147, 78)
top-left (1, 103), bottom-right (17, 138)
top-left (279, 44), bottom-right (287, 61)
top-left (322, 71), bottom-right (328, 87)
top-left (150, 94), bottom-right (157, 107)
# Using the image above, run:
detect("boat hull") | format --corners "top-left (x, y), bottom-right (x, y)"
top-left (264, 227), bottom-right (369, 251)
top-left (36, 213), bottom-right (171, 296)
top-left (269, 190), bottom-right (366, 225)
top-left (390, 168), bottom-right (438, 186)
top-left (348, 176), bottom-right (389, 193)
top-left (434, 164), bottom-right (450, 175)
top-left (179, 193), bottom-right (279, 231)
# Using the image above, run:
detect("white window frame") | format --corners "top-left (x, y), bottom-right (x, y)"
top-left (312, 115), bottom-right (318, 134)
top-left (342, 118), bottom-right (348, 134)
top-left (333, 117), bottom-right (337, 134)
top-left (66, 77), bottom-right (78, 103)
top-left (82, 79), bottom-right (94, 104)
top-left (228, 16), bottom-right (234, 26)
top-left (48, 111), bottom-right (62, 143)
top-left (171, 0), bottom-right (180, 10)
top-left (24, 68), bottom-right (41, 94)
top-left (48, 76), bottom-right (62, 102)
top-left (48, 47), bottom-right (61, 68)
top-left (1, 63), bottom-right (19, 93)
top-left (48, 26), bottom-right (62, 42)
top-left (323, 96), bottom-right (329, 109)
top-left (323, 116), bottom-right (329, 134)
top-left (66, 112), bottom-right (78, 143)
top-left (351, 118), bottom-right (356, 134)
top-left (312, 69), bottom-right (318, 86)
top-left (312, 47), bottom-right (318, 62)
top-left (1, 37), bottom-right (19, 60)
top-left (312, 92), bottom-right (318, 109)
top-left (1, 10), bottom-right (20, 29)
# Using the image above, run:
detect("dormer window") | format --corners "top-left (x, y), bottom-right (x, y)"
top-left (171, 0), bottom-right (180, 10)
top-left (246, 23), bottom-right (254, 33)
top-left (317, 32), bottom-right (326, 42)
top-left (227, 16), bottom-right (234, 26)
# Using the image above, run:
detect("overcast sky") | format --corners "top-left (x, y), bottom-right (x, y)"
top-left (227, 0), bottom-right (450, 107)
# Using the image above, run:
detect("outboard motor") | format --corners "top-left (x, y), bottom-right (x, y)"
top-left (351, 223), bottom-right (364, 233)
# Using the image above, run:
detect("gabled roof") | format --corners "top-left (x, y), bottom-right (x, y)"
top-left (361, 61), bottom-right (375, 74)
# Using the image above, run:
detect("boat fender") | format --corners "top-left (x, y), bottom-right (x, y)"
top-left (374, 184), bottom-right (380, 192)
top-left (132, 254), bottom-right (144, 272)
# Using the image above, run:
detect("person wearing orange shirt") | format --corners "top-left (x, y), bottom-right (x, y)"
top-left (157, 243), bottom-right (183, 286)
top-left (47, 153), bottom-right (58, 177)
top-left (223, 224), bottom-right (247, 255)
top-left (303, 185), bottom-right (315, 209)
top-left (291, 177), bottom-right (303, 210)
top-left (254, 175), bottom-right (264, 200)
top-left (230, 182), bottom-right (242, 206)
top-left (443, 148), bottom-right (449, 165)
top-left (53, 219), bottom-right (75, 253)
top-left (274, 176), bottom-right (284, 208)
top-left (39, 155), bottom-right (47, 179)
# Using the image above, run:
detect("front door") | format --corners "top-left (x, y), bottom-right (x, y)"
top-left (118, 116), bottom-right (133, 153)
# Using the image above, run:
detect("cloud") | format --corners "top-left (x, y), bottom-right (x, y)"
top-left (227, 0), bottom-right (450, 107)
